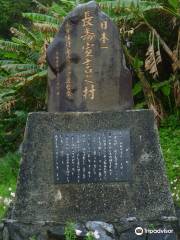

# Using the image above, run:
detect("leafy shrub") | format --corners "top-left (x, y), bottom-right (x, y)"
top-left (65, 222), bottom-right (77, 240)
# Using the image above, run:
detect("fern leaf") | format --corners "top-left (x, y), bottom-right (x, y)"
top-left (23, 13), bottom-right (59, 25)
top-left (2, 76), bottom-right (26, 86)
top-left (11, 37), bottom-right (29, 46)
top-left (0, 64), bottom-right (37, 72)
top-left (33, 22), bottom-right (58, 33)
top-left (0, 60), bottom-right (15, 65)
top-left (2, 69), bottom-right (38, 86)
top-left (0, 89), bottom-right (16, 100)
top-left (99, 0), bottom-right (140, 8)
top-left (51, 3), bottom-right (68, 16)
top-left (99, 0), bottom-right (162, 14)
top-left (26, 69), bottom-right (47, 81)
top-left (32, 0), bottom-right (50, 13)
top-left (0, 40), bottom-right (25, 52)
top-left (10, 27), bottom-right (25, 39)
top-left (14, 69), bottom-right (38, 77)
top-left (140, 1), bottom-right (162, 12)
top-left (0, 98), bottom-right (16, 113)
top-left (20, 25), bottom-right (39, 43)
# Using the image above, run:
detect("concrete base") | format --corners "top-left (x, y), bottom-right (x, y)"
top-left (2, 110), bottom-right (177, 239)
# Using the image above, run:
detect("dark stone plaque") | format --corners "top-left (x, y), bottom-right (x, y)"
top-left (53, 129), bottom-right (131, 184)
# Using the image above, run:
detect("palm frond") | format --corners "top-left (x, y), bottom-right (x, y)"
top-left (23, 13), bottom-right (59, 25)
top-left (50, 3), bottom-right (68, 16)
top-left (11, 26), bottom-right (40, 48)
top-left (140, 1), bottom-right (163, 12)
top-left (26, 69), bottom-right (47, 82)
top-left (0, 40), bottom-right (26, 52)
top-left (32, 0), bottom-right (50, 13)
top-left (99, 0), bottom-right (139, 9)
top-left (20, 25), bottom-right (39, 43)
top-left (0, 89), bottom-right (16, 100)
top-left (1, 69), bottom-right (39, 86)
top-left (33, 22), bottom-right (58, 33)
top-left (0, 60), bottom-right (15, 65)
top-left (11, 37), bottom-right (31, 47)
top-left (0, 97), bottom-right (16, 113)
top-left (14, 69), bottom-right (38, 77)
top-left (10, 27), bottom-right (25, 39)
top-left (99, 0), bottom-right (162, 20)
top-left (50, 0), bottom-right (76, 16)
top-left (2, 76), bottom-right (26, 86)
top-left (0, 64), bottom-right (37, 72)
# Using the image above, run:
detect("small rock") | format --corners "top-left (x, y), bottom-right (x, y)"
top-left (126, 217), bottom-right (137, 222)
top-left (160, 216), bottom-right (178, 222)
top-left (74, 223), bottom-right (87, 237)
top-left (86, 221), bottom-right (115, 240)
top-left (47, 226), bottom-right (65, 239)
top-left (86, 221), bottom-right (115, 235)
top-left (75, 229), bottom-right (82, 236)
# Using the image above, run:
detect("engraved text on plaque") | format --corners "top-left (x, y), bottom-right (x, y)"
top-left (53, 130), bottom-right (131, 184)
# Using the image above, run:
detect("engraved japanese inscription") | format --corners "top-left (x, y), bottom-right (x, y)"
top-left (47, 1), bottom-right (133, 112)
top-left (53, 130), bottom-right (131, 184)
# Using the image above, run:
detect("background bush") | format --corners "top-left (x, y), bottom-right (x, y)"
top-left (0, 0), bottom-right (54, 37)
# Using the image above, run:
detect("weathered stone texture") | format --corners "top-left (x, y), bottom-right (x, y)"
top-left (10, 110), bottom-right (175, 223)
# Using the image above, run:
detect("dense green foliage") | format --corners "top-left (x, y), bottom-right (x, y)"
top-left (0, 0), bottom-right (54, 37)
top-left (160, 115), bottom-right (180, 205)
top-left (0, 152), bottom-right (19, 218)
top-left (64, 222), bottom-right (95, 240)
top-left (65, 222), bottom-right (77, 240)
top-left (99, 0), bottom-right (180, 119)
top-left (0, 0), bottom-right (75, 155)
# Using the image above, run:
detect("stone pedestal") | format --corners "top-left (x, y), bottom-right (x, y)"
top-left (2, 110), bottom-right (178, 239)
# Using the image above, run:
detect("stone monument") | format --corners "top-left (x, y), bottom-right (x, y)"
top-left (47, 1), bottom-right (133, 112)
top-left (1, 1), bottom-right (178, 240)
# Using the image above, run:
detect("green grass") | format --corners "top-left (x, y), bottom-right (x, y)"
top-left (0, 115), bottom-right (179, 219)
top-left (159, 115), bottom-right (180, 206)
top-left (0, 152), bottom-right (20, 218)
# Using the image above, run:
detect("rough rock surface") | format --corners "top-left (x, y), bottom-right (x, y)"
top-left (86, 221), bottom-right (115, 240)
top-left (47, 1), bottom-right (133, 112)
top-left (0, 219), bottom-right (179, 240)
top-left (8, 110), bottom-right (175, 223)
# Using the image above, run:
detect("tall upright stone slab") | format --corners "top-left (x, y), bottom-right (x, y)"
top-left (2, 1), bottom-right (178, 240)
top-left (47, 1), bottom-right (133, 111)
